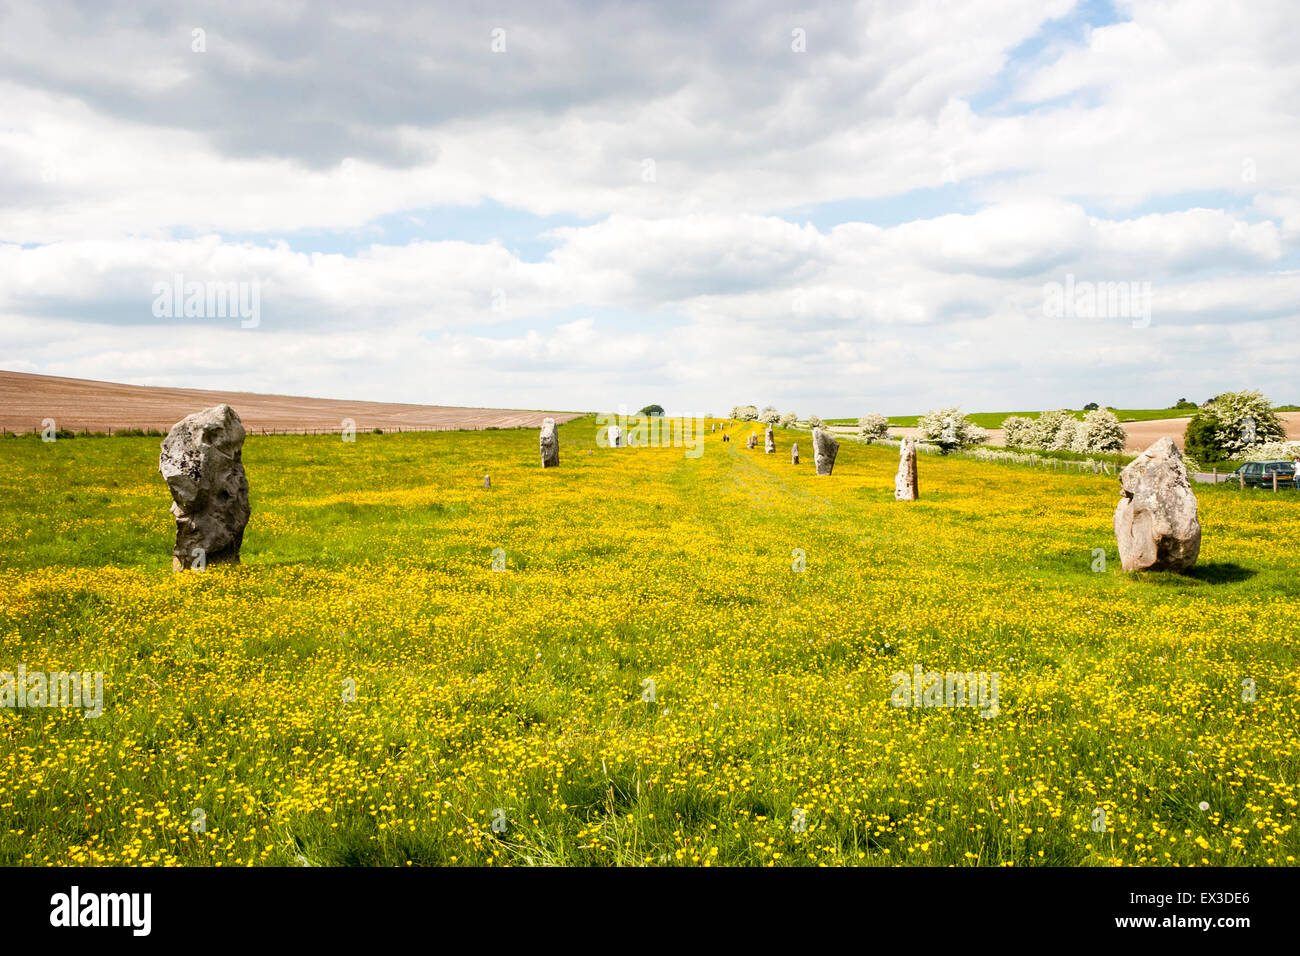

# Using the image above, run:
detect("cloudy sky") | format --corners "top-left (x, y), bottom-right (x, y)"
top-left (2, 0), bottom-right (1297, 417)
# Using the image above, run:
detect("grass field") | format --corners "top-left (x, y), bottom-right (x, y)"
top-left (2, 420), bottom-right (1298, 866)
top-left (826, 409), bottom-right (1201, 428)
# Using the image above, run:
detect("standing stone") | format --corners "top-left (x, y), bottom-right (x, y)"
top-left (540, 418), bottom-right (559, 467)
top-left (609, 423), bottom-right (622, 448)
top-left (765, 426), bottom-right (775, 454)
top-left (483, 474), bottom-right (491, 490)
top-left (895, 438), bottom-right (918, 500)
top-left (791, 443), bottom-right (799, 465)
top-left (812, 426), bottom-right (838, 476)
top-left (159, 404), bottom-right (250, 571)
top-left (1113, 437), bottom-right (1201, 572)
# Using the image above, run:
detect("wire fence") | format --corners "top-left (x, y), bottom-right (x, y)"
top-left (864, 436), bottom-right (1121, 475)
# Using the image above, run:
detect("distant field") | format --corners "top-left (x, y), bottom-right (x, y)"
top-left (827, 409), bottom-right (1202, 429)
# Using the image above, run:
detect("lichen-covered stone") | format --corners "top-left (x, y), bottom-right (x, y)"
top-left (895, 438), bottom-right (918, 500)
top-left (1113, 437), bottom-right (1201, 572)
top-left (540, 418), bottom-right (559, 467)
top-left (159, 404), bottom-right (250, 571)
top-left (813, 427), bottom-right (838, 476)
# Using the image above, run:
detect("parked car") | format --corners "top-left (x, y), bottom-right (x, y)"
top-left (1230, 460), bottom-right (1297, 489)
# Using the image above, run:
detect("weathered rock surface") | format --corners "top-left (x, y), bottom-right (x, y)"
top-left (765, 426), bottom-right (775, 454)
top-left (895, 438), bottom-right (918, 500)
top-left (791, 443), bottom-right (799, 464)
top-left (540, 418), bottom-right (559, 467)
top-left (159, 404), bottom-right (250, 571)
top-left (1113, 437), bottom-right (1201, 572)
top-left (608, 423), bottom-right (621, 447)
top-left (812, 427), bottom-right (838, 476)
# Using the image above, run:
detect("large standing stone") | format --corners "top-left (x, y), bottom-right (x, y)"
top-left (895, 438), bottom-right (918, 500)
top-left (1113, 437), bottom-right (1201, 572)
top-left (791, 443), bottom-right (799, 464)
top-left (765, 426), bottom-right (775, 454)
top-left (609, 423), bottom-right (622, 448)
top-left (540, 418), bottom-right (559, 468)
top-left (159, 404), bottom-right (250, 571)
top-left (812, 427), bottom-right (838, 476)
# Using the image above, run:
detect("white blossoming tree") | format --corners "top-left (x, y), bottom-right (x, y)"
top-left (857, 413), bottom-right (889, 441)
top-left (1000, 416), bottom-right (1035, 448)
top-left (917, 407), bottom-right (987, 453)
top-left (1208, 391), bottom-right (1284, 457)
top-left (1026, 410), bottom-right (1075, 450)
top-left (1070, 408), bottom-right (1127, 454)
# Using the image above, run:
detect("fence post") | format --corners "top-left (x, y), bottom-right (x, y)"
top-left (1273, 473), bottom-right (1278, 493)
top-left (1212, 467), bottom-right (1217, 484)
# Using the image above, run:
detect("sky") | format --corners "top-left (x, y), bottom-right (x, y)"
top-left (1, 0), bottom-right (1297, 418)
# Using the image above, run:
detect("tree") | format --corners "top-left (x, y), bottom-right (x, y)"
top-left (637, 404), bottom-right (664, 417)
top-left (1048, 418), bottom-right (1079, 451)
top-left (1083, 402), bottom-right (1099, 411)
top-left (1071, 408), bottom-right (1127, 454)
top-left (779, 411), bottom-right (798, 428)
top-left (1026, 409), bottom-right (1076, 450)
top-left (857, 413), bottom-right (889, 441)
top-left (1183, 413), bottom-right (1220, 463)
top-left (730, 405), bottom-right (759, 421)
top-left (1186, 390), bottom-right (1283, 459)
top-left (806, 414), bottom-right (824, 429)
top-left (917, 407), bottom-right (987, 453)
top-left (1172, 398), bottom-right (1197, 410)
top-left (1000, 415), bottom-right (1035, 448)
top-left (1210, 390), bottom-right (1283, 456)
top-left (758, 405), bottom-right (781, 425)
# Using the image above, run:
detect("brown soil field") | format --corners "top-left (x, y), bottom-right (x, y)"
top-left (1119, 417), bottom-right (1192, 451)
top-left (0, 370), bottom-right (586, 434)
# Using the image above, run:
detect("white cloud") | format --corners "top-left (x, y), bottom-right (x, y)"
top-left (0, 0), bottom-right (1297, 413)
